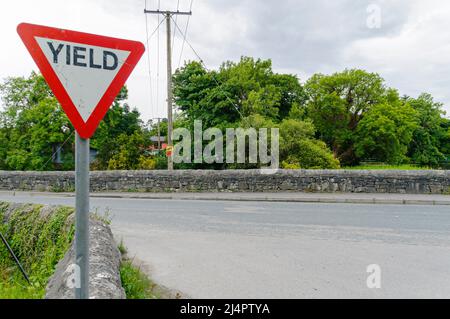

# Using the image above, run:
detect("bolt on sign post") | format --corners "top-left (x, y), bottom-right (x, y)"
top-left (17, 23), bottom-right (145, 299)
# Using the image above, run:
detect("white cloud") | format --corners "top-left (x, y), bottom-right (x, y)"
top-left (343, 0), bottom-right (450, 115)
top-left (1, 0), bottom-right (449, 122)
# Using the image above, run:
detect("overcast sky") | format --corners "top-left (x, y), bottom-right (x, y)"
top-left (1, 0), bottom-right (450, 121)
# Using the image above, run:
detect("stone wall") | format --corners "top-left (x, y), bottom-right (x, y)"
top-left (0, 169), bottom-right (449, 194)
top-left (45, 217), bottom-right (125, 299)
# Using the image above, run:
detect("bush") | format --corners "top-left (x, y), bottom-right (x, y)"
top-left (137, 156), bottom-right (156, 170)
top-left (279, 119), bottom-right (340, 169)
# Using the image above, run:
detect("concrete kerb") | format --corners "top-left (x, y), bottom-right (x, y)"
top-left (3, 190), bottom-right (449, 206)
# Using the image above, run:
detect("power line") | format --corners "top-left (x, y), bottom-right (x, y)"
top-left (144, 0), bottom-right (154, 119)
top-left (40, 130), bottom-right (75, 171)
top-left (146, 17), bottom-right (165, 43)
top-left (177, 0), bottom-right (194, 69)
top-left (171, 0), bottom-right (181, 52)
top-left (156, 0), bottom-right (160, 120)
top-left (170, 15), bottom-right (245, 120)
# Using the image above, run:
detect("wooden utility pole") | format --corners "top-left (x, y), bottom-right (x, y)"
top-left (152, 117), bottom-right (165, 151)
top-left (144, 9), bottom-right (192, 170)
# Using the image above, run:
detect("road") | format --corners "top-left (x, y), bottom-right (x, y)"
top-left (1, 192), bottom-right (450, 298)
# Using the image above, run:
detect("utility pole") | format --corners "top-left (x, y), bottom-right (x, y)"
top-left (153, 117), bottom-right (165, 151)
top-left (144, 9), bottom-right (192, 170)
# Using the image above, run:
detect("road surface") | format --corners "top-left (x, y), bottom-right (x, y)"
top-left (1, 191), bottom-right (449, 298)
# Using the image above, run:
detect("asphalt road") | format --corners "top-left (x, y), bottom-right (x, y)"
top-left (1, 192), bottom-right (450, 298)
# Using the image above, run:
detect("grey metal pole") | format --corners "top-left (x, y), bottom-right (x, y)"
top-left (166, 14), bottom-right (174, 171)
top-left (75, 133), bottom-right (89, 299)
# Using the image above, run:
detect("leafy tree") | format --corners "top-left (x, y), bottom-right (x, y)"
top-left (354, 92), bottom-right (418, 164)
top-left (0, 73), bottom-right (147, 171)
top-left (173, 57), bottom-right (306, 129)
top-left (279, 119), bottom-right (340, 169)
top-left (305, 69), bottom-right (387, 165)
top-left (440, 119), bottom-right (450, 161)
top-left (405, 93), bottom-right (448, 165)
top-left (90, 86), bottom-right (144, 170)
top-left (107, 131), bottom-right (149, 170)
top-left (0, 73), bottom-right (73, 170)
top-left (0, 72), bottom-right (54, 128)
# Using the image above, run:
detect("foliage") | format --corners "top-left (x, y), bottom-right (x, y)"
top-left (0, 72), bottom-right (74, 170)
top-left (120, 260), bottom-right (158, 299)
top-left (91, 86), bottom-right (144, 170)
top-left (0, 202), bottom-right (74, 299)
top-left (406, 93), bottom-right (448, 166)
top-left (279, 119), bottom-right (340, 169)
top-left (344, 164), bottom-right (431, 170)
top-left (305, 69), bottom-right (389, 165)
top-left (173, 58), bottom-right (338, 169)
top-left (1, 60), bottom-right (449, 171)
top-left (137, 156), bottom-right (157, 170)
top-left (0, 73), bottom-right (148, 171)
top-left (107, 131), bottom-right (149, 170)
top-left (281, 161), bottom-right (301, 169)
top-left (354, 93), bottom-right (419, 164)
top-left (173, 57), bottom-right (306, 129)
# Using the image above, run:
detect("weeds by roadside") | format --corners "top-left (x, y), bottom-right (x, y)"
top-left (118, 239), bottom-right (159, 299)
top-left (0, 202), bottom-right (74, 299)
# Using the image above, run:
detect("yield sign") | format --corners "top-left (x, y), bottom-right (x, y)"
top-left (17, 23), bottom-right (145, 139)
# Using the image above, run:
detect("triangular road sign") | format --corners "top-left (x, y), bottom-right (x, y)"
top-left (17, 23), bottom-right (145, 139)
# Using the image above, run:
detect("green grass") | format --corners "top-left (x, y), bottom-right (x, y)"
top-left (0, 202), bottom-right (74, 299)
top-left (117, 239), bottom-right (127, 255)
top-left (344, 164), bottom-right (432, 170)
top-left (119, 259), bottom-right (158, 299)
top-left (1, 201), bottom-right (157, 299)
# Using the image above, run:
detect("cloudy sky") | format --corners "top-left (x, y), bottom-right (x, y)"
top-left (1, 0), bottom-right (450, 121)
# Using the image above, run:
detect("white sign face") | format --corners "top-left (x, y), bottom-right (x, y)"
top-left (35, 37), bottom-right (131, 122)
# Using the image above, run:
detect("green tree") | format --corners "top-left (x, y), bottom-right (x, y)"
top-left (406, 93), bottom-right (448, 166)
top-left (305, 69), bottom-right (388, 165)
top-left (279, 119), bottom-right (340, 169)
top-left (354, 93), bottom-right (418, 164)
top-left (0, 73), bottom-right (147, 171)
top-left (173, 57), bottom-right (306, 129)
top-left (90, 86), bottom-right (144, 170)
top-left (0, 73), bottom-right (73, 170)
top-left (107, 131), bottom-right (149, 170)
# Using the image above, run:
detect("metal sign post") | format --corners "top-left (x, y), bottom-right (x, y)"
top-left (75, 133), bottom-right (90, 299)
top-left (17, 23), bottom-right (144, 299)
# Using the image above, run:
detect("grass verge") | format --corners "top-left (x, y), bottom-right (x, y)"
top-left (1, 201), bottom-right (158, 299)
top-left (118, 241), bottom-right (159, 299)
top-left (120, 259), bottom-right (158, 299)
top-left (344, 164), bottom-right (431, 170)
top-left (0, 202), bottom-right (74, 299)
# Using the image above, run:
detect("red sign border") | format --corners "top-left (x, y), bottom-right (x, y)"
top-left (17, 22), bottom-right (145, 139)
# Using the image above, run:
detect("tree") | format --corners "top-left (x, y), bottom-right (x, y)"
top-left (90, 86), bottom-right (144, 170)
top-left (305, 69), bottom-right (388, 165)
top-left (354, 92), bottom-right (418, 164)
top-left (279, 119), bottom-right (340, 169)
top-left (0, 72), bottom-right (54, 128)
top-left (406, 93), bottom-right (448, 166)
top-left (0, 73), bottom-right (147, 171)
top-left (107, 131), bottom-right (149, 170)
top-left (173, 57), bottom-right (306, 129)
top-left (0, 73), bottom-right (73, 170)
